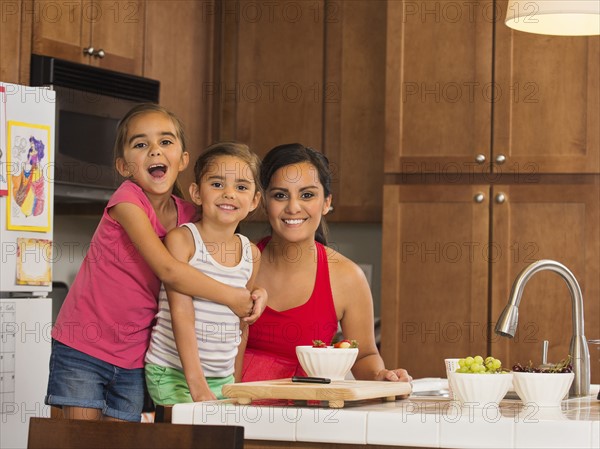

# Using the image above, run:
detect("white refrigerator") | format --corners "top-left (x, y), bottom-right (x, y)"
top-left (0, 82), bottom-right (55, 449)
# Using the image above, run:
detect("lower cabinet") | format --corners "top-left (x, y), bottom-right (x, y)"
top-left (381, 182), bottom-right (600, 382)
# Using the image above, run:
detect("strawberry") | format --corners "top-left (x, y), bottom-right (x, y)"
top-left (333, 339), bottom-right (358, 349)
top-left (312, 340), bottom-right (327, 348)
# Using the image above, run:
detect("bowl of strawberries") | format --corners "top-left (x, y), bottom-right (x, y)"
top-left (296, 339), bottom-right (359, 381)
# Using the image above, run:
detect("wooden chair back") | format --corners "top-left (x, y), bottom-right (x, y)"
top-left (27, 417), bottom-right (244, 449)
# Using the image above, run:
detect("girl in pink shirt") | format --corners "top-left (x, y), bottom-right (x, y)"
top-left (46, 104), bottom-right (265, 422)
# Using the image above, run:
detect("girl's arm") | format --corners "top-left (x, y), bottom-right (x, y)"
top-left (234, 243), bottom-right (262, 382)
top-left (330, 250), bottom-right (411, 383)
top-left (165, 226), bottom-right (216, 402)
top-left (110, 202), bottom-right (255, 319)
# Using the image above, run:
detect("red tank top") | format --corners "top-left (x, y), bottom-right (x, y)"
top-left (241, 237), bottom-right (339, 381)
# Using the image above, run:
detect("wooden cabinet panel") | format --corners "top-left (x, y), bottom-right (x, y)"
top-left (494, 1), bottom-right (600, 174)
top-left (490, 183), bottom-right (600, 382)
top-left (324, 0), bottom-right (386, 222)
top-left (218, 0), bottom-right (325, 157)
top-left (0, 0), bottom-right (32, 84)
top-left (217, 0), bottom-right (386, 221)
top-left (385, 0), bottom-right (493, 173)
top-left (32, 0), bottom-right (144, 75)
top-left (381, 185), bottom-right (489, 378)
top-left (89, 0), bottom-right (144, 74)
top-left (144, 0), bottom-right (216, 195)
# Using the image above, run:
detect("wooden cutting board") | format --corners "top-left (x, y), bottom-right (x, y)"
top-left (222, 379), bottom-right (412, 408)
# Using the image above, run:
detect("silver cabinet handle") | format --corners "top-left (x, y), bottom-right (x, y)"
top-left (495, 154), bottom-right (506, 165)
top-left (474, 193), bottom-right (485, 203)
top-left (495, 193), bottom-right (506, 204)
top-left (94, 49), bottom-right (105, 59)
top-left (83, 47), bottom-right (95, 56)
top-left (475, 154), bottom-right (486, 164)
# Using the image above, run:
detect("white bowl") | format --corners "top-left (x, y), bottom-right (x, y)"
top-left (448, 372), bottom-right (513, 408)
top-left (296, 346), bottom-right (358, 381)
top-left (512, 372), bottom-right (574, 407)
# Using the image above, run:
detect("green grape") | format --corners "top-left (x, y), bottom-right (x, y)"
top-left (456, 355), bottom-right (503, 374)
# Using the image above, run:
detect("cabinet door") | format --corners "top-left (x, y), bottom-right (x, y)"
top-left (385, 0), bottom-right (493, 173)
top-left (32, 0), bottom-right (91, 64)
top-left (32, 0), bottom-right (144, 75)
top-left (89, 0), bottom-right (144, 75)
top-left (494, 1), bottom-right (600, 174)
top-left (324, 1), bottom-right (386, 222)
top-left (217, 0), bottom-right (325, 157)
top-left (490, 183), bottom-right (600, 383)
top-left (381, 184), bottom-right (489, 378)
top-left (1, 0), bottom-right (32, 83)
top-left (144, 0), bottom-right (216, 194)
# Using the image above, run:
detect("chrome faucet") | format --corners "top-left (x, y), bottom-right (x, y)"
top-left (495, 259), bottom-right (590, 397)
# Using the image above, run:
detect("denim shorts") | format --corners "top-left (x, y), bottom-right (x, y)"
top-left (45, 339), bottom-right (144, 422)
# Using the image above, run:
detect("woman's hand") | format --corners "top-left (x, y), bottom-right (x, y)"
top-left (229, 287), bottom-right (255, 319)
top-left (375, 368), bottom-right (412, 383)
top-left (243, 287), bottom-right (268, 324)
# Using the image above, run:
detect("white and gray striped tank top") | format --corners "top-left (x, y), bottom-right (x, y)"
top-left (145, 223), bottom-right (253, 377)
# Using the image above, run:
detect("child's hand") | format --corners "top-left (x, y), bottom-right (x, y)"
top-left (229, 287), bottom-right (254, 319)
top-left (243, 287), bottom-right (268, 324)
top-left (190, 384), bottom-right (217, 402)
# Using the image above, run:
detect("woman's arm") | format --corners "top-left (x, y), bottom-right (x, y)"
top-left (330, 250), bottom-right (411, 383)
top-left (165, 227), bottom-right (216, 401)
top-left (110, 202), bottom-right (255, 319)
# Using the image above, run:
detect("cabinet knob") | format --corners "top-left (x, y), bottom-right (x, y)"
top-left (83, 47), bottom-right (95, 56)
top-left (94, 49), bottom-right (106, 59)
top-left (495, 193), bottom-right (506, 204)
top-left (475, 154), bottom-right (486, 164)
top-left (474, 193), bottom-right (485, 203)
top-left (495, 154), bottom-right (506, 165)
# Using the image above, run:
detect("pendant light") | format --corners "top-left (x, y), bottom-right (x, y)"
top-left (505, 0), bottom-right (600, 36)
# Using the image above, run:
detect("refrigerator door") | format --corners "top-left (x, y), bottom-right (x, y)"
top-left (0, 297), bottom-right (51, 449)
top-left (0, 83), bottom-right (55, 294)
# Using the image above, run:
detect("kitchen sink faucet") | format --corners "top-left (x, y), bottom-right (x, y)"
top-left (495, 259), bottom-right (591, 397)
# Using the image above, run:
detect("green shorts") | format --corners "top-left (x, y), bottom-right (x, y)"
top-left (145, 363), bottom-right (234, 405)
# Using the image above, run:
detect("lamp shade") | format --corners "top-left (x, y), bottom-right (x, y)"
top-left (505, 1), bottom-right (600, 36)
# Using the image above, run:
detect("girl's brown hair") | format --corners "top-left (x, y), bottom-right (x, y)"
top-left (194, 141), bottom-right (262, 197)
top-left (113, 103), bottom-right (187, 197)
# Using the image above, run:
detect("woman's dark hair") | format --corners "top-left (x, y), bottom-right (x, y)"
top-left (261, 143), bottom-right (332, 245)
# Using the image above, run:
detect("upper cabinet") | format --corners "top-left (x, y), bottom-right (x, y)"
top-left (143, 0), bottom-right (218, 195)
top-left (385, 0), bottom-right (600, 174)
top-left (0, 0), bottom-right (32, 84)
top-left (385, 0), bottom-right (493, 173)
top-left (216, 0), bottom-right (386, 221)
top-left (494, 0), bottom-right (600, 174)
top-left (32, 0), bottom-right (145, 75)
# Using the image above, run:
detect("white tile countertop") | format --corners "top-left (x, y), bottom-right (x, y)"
top-left (172, 379), bottom-right (600, 449)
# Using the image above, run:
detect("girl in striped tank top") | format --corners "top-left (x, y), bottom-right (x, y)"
top-left (145, 142), bottom-right (263, 404)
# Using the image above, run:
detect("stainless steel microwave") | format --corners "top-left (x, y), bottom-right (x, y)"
top-left (30, 55), bottom-right (160, 202)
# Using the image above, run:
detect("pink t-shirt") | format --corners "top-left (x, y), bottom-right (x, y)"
top-left (52, 181), bottom-right (197, 369)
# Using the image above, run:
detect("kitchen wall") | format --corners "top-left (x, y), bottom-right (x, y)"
top-left (52, 216), bottom-right (383, 317)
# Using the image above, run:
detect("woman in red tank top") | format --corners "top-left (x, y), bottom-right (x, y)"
top-left (241, 144), bottom-right (412, 384)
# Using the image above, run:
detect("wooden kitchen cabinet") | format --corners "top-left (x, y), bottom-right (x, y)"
top-left (31, 0), bottom-right (145, 75)
top-left (216, 0), bottom-right (386, 221)
top-left (0, 0), bottom-right (32, 84)
top-left (380, 184), bottom-right (490, 379)
top-left (490, 183), bottom-right (600, 382)
top-left (143, 0), bottom-right (217, 194)
top-left (385, 0), bottom-right (600, 174)
top-left (381, 182), bottom-right (600, 382)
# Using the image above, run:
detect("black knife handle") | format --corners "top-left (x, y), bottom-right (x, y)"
top-left (292, 376), bottom-right (331, 384)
